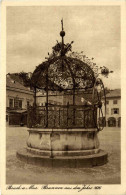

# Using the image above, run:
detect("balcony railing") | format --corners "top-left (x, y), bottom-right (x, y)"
top-left (27, 105), bottom-right (97, 129)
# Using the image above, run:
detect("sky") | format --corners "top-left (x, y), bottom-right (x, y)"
top-left (6, 6), bottom-right (121, 89)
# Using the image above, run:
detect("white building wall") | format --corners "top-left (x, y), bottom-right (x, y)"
top-left (36, 91), bottom-right (64, 106)
top-left (6, 89), bottom-right (34, 109)
top-left (99, 97), bottom-right (121, 127)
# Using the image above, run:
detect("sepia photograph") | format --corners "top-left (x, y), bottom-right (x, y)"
top-left (1, 0), bottom-right (126, 195)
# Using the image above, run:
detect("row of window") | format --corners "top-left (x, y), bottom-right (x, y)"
top-left (38, 90), bottom-right (63, 96)
top-left (48, 100), bottom-right (62, 105)
top-left (106, 108), bottom-right (119, 115)
top-left (106, 100), bottom-right (118, 105)
top-left (38, 100), bottom-right (63, 106)
top-left (9, 98), bottom-right (30, 109)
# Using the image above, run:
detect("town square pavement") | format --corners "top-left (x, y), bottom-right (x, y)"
top-left (6, 126), bottom-right (120, 184)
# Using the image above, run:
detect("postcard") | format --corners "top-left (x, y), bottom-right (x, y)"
top-left (0, 0), bottom-right (126, 195)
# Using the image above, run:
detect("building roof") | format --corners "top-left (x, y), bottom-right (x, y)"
top-left (6, 75), bottom-right (33, 95)
top-left (8, 73), bottom-right (24, 85)
top-left (106, 89), bottom-right (121, 98)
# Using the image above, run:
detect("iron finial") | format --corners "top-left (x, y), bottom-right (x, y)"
top-left (60, 18), bottom-right (65, 37)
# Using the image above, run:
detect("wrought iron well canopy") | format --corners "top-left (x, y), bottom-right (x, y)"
top-left (28, 19), bottom-right (105, 130)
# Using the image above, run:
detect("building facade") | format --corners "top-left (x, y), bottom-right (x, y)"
top-left (36, 91), bottom-right (64, 106)
top-left (36, 89), bottom-right (92, 106)
top-left (99, 89), bottom-right (121, 127)
top-left (6, 75), bottom-right (34, 125)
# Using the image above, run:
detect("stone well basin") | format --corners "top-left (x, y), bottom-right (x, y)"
top-left (26, 128), bottom-right (100, 157)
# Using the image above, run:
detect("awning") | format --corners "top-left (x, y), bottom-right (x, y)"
top-left (6, 109), bottom-right (27, 114)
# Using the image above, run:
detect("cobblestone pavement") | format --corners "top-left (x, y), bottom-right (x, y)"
top-left (6, 126), bottom-right (120, 184)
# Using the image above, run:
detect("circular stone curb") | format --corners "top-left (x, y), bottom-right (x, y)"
top-left (26, 147), bottom-right (100, 157)
top-left (16, 148), bottom-right (108, 168)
